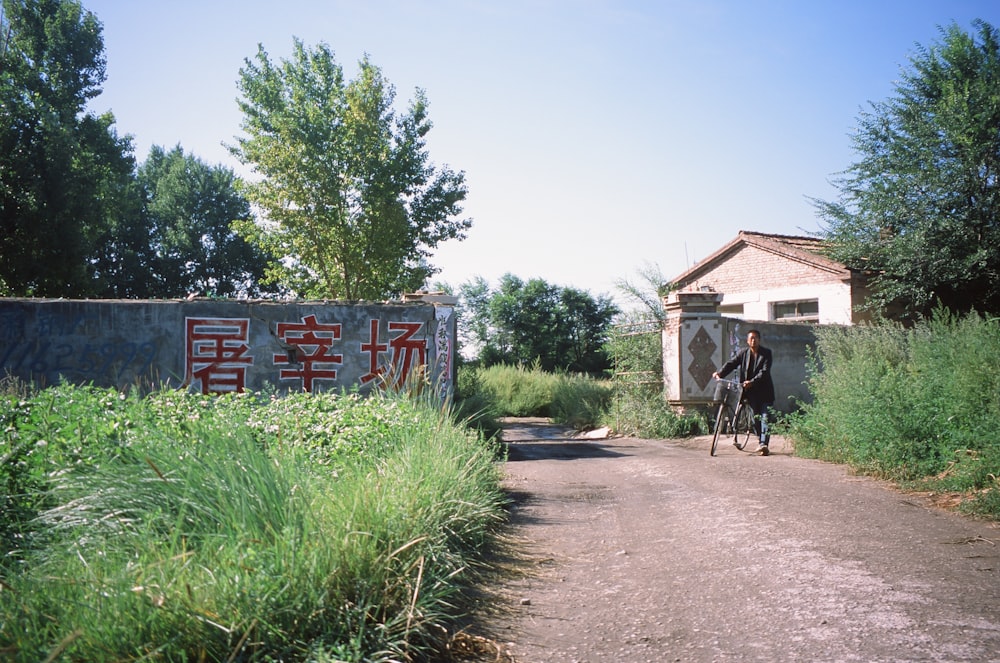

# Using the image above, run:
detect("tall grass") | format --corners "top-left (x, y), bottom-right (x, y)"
top-left (0, 385), bottom-right (507, 661)
top-left (456, 354), bottom-right (706, 438)
top-left (604, 319), bottom-right (707, 438)
top-left (458, 363), bottom-right (612, 430)
top-left (605, 382), bottom-right (707, 439)
top-left (786, 310), bottom-right (1000, 518)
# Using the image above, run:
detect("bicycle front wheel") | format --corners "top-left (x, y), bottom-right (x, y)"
top-left (733, 403), bottom-right (755, 451)
top-left (711, 402), bottom-right (732, 456)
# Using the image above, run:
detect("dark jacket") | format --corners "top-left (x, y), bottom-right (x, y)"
top-left (717, 346), bottom-right (775, 407)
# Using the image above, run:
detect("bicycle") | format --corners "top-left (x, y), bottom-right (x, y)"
top-left (710, 377), bottom-right (756, 456)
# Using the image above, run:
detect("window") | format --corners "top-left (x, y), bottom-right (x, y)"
top-left (772, 299), bottom-right (819, 322)
top-left (719, 304), bottom-right (745, 317)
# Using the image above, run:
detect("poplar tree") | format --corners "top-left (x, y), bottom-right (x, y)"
top-left (231, 40), bottom-right (470, 300)
top-left (0, 0), bottom-right (136, 297)
top-left (816, 20), bottom-right (1000, 319)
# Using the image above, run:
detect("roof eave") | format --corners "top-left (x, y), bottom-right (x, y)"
top-left (669, 230), bottom-right (855, 287)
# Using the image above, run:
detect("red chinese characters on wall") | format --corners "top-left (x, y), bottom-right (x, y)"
top-left (184, 318), bottom-right (253, 394)
top-left (360, 320), bottom-right (427, 388)
top-left (184, 314), bottom-right (430, 394)
top-left (360, 319), bottom-right (389, 384)
top-left (272, 314), bottom-right (343, 392)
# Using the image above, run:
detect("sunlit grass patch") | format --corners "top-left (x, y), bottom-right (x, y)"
top-left (0, 386), bottom-right (507, 661)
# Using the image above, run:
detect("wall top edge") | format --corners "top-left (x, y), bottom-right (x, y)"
top-left (0, 297), bottom-right (446, 307)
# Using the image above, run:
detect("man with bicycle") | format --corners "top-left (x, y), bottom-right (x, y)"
top-left (712, 329), bottom-right (775, 455)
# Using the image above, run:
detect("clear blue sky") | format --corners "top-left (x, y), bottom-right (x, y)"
top-left (82, 0), bottom-right (999, 306)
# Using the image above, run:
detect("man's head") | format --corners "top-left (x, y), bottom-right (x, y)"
top-left (747, 329), bottom-right (761, 352)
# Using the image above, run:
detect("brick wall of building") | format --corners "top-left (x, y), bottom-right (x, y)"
top-left (690, 244), bottom-right (843, 293)
top-left (682, 244), bottom-right (857, 324)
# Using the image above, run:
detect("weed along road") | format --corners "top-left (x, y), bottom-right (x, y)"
top-left (489, 418), bottom-right (1000, 663)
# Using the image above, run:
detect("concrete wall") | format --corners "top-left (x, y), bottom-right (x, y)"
top-left (0, 298), bottom-right (456, 396)
top-left (718, 318), bottom-right (816, 411)
top-left (662, 292), bottom-right (816, 413)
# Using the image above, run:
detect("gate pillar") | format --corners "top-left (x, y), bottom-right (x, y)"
top-left (662, 291), bottom-right (724, 410)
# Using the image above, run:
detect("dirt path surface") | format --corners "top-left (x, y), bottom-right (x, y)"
top-left (488, 419), bottom-right (1000, 663)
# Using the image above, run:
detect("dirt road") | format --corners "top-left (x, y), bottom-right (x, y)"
top-left (488, 419), bottom-right (1000, 663)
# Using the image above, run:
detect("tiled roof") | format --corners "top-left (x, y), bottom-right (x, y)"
top-left (746, 232), bottom-right (827, 253)
top-left (669, 230), bottom-right (851, 286)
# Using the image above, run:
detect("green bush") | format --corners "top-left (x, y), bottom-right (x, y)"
top-left (0, 386), bottom-right (507, 661)
top-left (456, 359), bottom-right (704, 438)
top-left (787, 324), bottom-right (921, 472)
top-left (1, 383), bottom-right (151, 558)
top-left (452, 363), bottom-right (504, 440)
top-left (786, 310), bottom-right (1000, 518)
top-left (550, 375), bottom-right (613, 430)
top-left (469, 363), bottom-right (557, 417)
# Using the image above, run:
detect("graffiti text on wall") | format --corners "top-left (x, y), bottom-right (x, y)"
top-left (2, 309), bottom-right (162, 384)
top-left (273, 314), bottom-right (342, 392)
top-left (360, 320), bottom-right (426, 388)
top-left (0, 339), bottom-right (159, 383)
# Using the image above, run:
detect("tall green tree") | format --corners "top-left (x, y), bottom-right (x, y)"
top-left (0, 0), bottom-right (136, 297)
top-left (815, 19), bottom-right (1000, 320)
top-left (138, 145), bottom-right (273, 298)
top-left (230, 40), bottom-right (470, 300)
top-left (88, 157), bottom-right (155, 298)
top-left (459, 274), bottom-right (619, 375)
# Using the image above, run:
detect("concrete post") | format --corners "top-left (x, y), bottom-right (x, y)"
top-left (662, 291), bottom-right (725, 409)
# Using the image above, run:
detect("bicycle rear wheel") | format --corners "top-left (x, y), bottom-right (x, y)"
top-left (733, 402), bottom-right (755, 451)
top-left (711, 402), bottom-right (733, 456)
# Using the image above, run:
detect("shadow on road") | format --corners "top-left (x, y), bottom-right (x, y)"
top-left (505, 442), bottom-right (626, 461)
top-left (500, 417), bottom-right (628, 461)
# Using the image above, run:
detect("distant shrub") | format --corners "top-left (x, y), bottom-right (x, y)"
top-left (458, 363), bottom-right (612, 430)
top-left (605, 382), bottom-right (707, 439)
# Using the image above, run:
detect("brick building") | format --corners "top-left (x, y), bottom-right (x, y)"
top-left (668, 231), bottom-right (868, 325)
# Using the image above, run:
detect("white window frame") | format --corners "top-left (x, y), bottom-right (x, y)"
top-left (771, 299), bottom-right (819, 322)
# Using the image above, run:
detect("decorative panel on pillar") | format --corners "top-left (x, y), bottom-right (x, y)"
top-left (661, 290), bottom-right (724, 408)
top-left (679, 318), bottom-right (723, 401)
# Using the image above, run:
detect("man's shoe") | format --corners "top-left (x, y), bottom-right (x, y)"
top-left (755, 444), bottom-right (770, 456)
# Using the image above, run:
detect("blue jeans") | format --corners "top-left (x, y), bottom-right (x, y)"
top-left (752, 402), bottom-right (771, 445)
